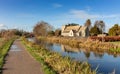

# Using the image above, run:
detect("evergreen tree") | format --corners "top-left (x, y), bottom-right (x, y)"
top-left (90, 25), bottom-right (101, 36)
top-left (108, 24), bottom-right (120, 36)
top-left (84, 19), bottom-right (91, 31)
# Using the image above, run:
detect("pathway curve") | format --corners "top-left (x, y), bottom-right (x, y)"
top-left (2, 39), bottom-right (44, 74)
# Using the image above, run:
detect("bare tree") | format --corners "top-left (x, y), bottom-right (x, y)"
top-left (94, 20), bottom-right (105, 34)
top-left (33, 21), bottom-right (53, 37)
top-left (55, 28), bottom-right (61, 36)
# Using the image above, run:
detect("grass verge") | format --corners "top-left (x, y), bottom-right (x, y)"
top-left (22, 38), bottom-right (56, 74)
top-left (0, 39), bottom-right (14, 73)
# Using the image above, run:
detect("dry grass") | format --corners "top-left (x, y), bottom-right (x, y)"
top-left (22, 37), bottom-right (97, 74)
top-left (38, 36), bottom-right (118, 51)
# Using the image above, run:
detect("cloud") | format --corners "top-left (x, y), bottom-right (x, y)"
top-left (68, 9), bottom-right (120, 19)
top-left (69, 10), bottom-right (99, 19)
top-left (0, 24), bottom-right (8, 29)
top-left (53, 3), bottom-right (63, 8)
top-left (0, 24), bottom-right (5, 27)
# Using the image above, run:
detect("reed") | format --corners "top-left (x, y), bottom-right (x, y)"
top-left (22, 37), bottom-right (97, 74)
top-left (37, 36), bottom-right (119, 52)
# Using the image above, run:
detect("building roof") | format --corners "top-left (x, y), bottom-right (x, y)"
top-left (78, 26), bottom-right (87, 32)
top-left (63, 25), bottom-right (81, 33)
top-left (62, 25), bottom-right (87, 33)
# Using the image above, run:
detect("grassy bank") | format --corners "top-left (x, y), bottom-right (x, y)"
top-left (22, 38), bottom-right (57, 74)
top-left (110, 41), bottom-right (120, 46)
top-left (22, 37), bottom-right (97, 74)
top-left (0, 38), bottom-right (14, 72)
top-left (37, 36), bottom-right (119, 52)
top-left (109, 42), bottom-right (120, 53)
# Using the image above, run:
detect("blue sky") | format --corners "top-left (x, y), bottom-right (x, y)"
top-left (0, 0), bottom-right (120, 32)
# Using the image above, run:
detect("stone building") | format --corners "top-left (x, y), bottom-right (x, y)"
top-left (61, 25), bottom-right (89, 37)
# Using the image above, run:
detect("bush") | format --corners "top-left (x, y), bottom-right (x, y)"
top-left (89, 36), bottom-right (120, 42)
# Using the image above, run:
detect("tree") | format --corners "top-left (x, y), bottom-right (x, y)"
top-left (90, 25), bottom-right (101, 36)
top-left (33, 21), bottom-right (53, 37)
top-left (84, 19), bottom-right (91, 31)
top-left (108, 24), bottom-right (120, 36)
top-left (11, 29), bottom-right (23, 36)
top-left (94, 20), bottom-right (105, 34)
top-left (55, 29), bottom-right (61, 36)
top-left (48, 31), bottom-right (55, 36)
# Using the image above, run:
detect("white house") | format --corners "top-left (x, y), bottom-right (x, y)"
top-left (61, 25), bottom-right (89, 37)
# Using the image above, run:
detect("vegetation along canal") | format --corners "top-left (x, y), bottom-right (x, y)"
top-left (28, 38), bottom-right (120, 74)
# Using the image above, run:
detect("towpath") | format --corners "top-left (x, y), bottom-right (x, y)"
top-left (2, 39), bottom-right (44, 74)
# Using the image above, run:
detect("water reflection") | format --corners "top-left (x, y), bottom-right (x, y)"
top-left (61, 45), bottom-right (80, 52)
top-left (84, 52), bottom-right (90, 59)
top-left (28, 38), bottom-right (120, 74)
top-left (10, 45), bottom-right (21, 51)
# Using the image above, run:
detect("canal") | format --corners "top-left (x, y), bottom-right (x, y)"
top-left (28, 38), bottom-right (120, 74)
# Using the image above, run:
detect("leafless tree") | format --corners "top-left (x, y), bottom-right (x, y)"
top-left (33, 21), bottom-right (53, 37)
top-left (94, 20), bottom-right (105, 34)
top-left (55, 28), bottom-right (61, 36)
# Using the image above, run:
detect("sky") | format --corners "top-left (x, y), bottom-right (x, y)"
top-left (0, 0), bottom-right (120, 32)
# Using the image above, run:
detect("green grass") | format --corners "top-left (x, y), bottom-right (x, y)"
top-left (0, 39), bottom-right (14, 72)
top-left (110, 48), bottom-right (120, 52)
top-left (109, 41), bottom-right (120, 52)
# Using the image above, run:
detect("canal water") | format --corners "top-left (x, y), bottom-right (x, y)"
top-left (28, 38), bottom-right (120, 74)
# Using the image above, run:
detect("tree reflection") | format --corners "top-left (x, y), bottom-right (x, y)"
top-left (93, 52), bottom-right (104, 58)
top-left (61, 45), bottom-right (80, 53)
top-left (84, 51), bottom-right (90, 59)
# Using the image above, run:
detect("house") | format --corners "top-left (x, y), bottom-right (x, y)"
top-left (61, 25), bottom-right (89, 37)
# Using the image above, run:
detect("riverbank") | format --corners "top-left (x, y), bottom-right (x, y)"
top-left (22, 37), bottom-right (97, 74)
top-left (37, 36), bottom-right (119, 51)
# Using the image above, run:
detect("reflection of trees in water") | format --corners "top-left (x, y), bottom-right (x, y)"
top-left (93, 52), bottom-right (104, 58)
top-left (113, 55), bottom-right (117, 58)
top-left (61, 45), bottom-right (81, 53)
top-left (35, 39), bottom-right (53, 49)
top-left (45, 42), bottom-right (53, 50)
top-left (84, 52), bottom-right (90, 59)
top-left (34, 38), bottom-right (120, 58)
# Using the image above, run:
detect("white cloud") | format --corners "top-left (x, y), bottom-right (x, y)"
top-left (13, 26), bottom-right (19, 29)
top-left (69, 10), bottom-right (99, 19)
top-left (0, 24), bottom-right (8, 30)
top-left (0, 24), bottom-right (5, 27)
top-left (68, 9), bottom-right (120, 19)
top-left (53, 3), bottom-right (63, 8)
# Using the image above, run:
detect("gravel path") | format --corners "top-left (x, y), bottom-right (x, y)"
top-left (2, 39), bottom-right (44, 74)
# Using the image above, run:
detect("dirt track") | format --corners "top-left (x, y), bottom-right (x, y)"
top-left (2, 39), bottom-right (44, 74)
